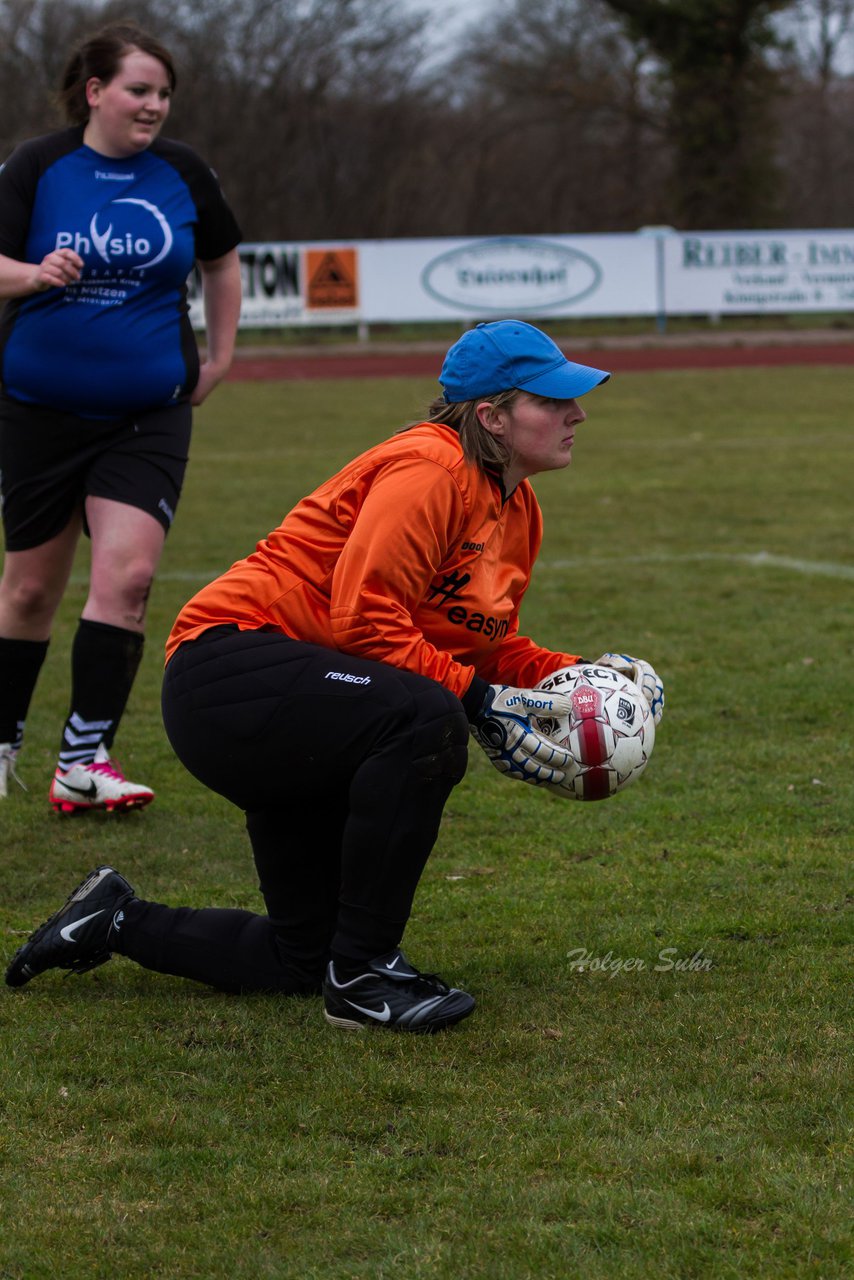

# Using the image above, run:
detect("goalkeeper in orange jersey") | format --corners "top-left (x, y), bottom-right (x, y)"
top-left (6, 320), bottom-right (664, 1032)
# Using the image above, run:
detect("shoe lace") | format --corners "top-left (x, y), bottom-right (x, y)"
top-left (404, 969), bottom-right (451, 996)
top-left (87, 757), bottom-right (125, 782)
top-left (1, 750), bottom-right (27, 792)
top-left (377, 951), bottom-right (451, 995)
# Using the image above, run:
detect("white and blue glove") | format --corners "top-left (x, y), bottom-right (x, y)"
top-left (471, 684), bottom-right (574, 786)
top-left (595, 653), bottom-right (665, 724)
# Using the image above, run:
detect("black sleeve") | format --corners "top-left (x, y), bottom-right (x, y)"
top-left (153, 137), bottom-right (242, 262)
top-left (0, 131), bottom-right (82, 260)
top-left (0, 150), bottom-right (34, 259)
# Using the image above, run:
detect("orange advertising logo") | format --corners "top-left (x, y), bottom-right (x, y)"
top-left (305, 248), bottom-right (359, 309)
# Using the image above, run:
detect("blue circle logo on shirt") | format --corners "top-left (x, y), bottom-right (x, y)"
top-left (89, 198), bottom-right (173, 271)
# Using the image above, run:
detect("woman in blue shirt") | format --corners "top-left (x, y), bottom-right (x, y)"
top-left (0, 21), bottom-right (242, 812)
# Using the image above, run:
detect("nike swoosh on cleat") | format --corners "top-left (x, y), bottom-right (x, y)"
top-left (59, 909), bottom-right (106, 942)
top-left (384, 955), bottom-right (401, 970)
top-left (345, 1000), bottom-right (392, 1023)
top-left (56, 780), bottom-right (98, 800)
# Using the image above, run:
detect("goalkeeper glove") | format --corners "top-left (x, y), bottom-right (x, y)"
top-left (471, 684), bottom-right (573, 786)
top-left (595, 653), bottom-right (665, 724)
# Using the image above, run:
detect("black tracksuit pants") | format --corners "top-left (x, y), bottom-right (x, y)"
top-left (115, 626), bottom-right (470, 994)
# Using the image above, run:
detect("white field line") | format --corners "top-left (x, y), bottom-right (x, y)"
top-left (539, 551), bottom-right (854, 580)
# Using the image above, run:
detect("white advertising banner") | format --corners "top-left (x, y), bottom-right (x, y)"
top-left (664, 230), bottom-right (854, 314)
top-left (188, 230), bottom-right (854, 329)
top-left (358, 235), bottom-right (659, 320)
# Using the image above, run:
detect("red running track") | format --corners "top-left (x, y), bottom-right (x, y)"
top-left (228, 341), bottom-right (854, 382)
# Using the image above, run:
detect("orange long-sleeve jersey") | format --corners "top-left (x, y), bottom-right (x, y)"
top-left (166, 422), bottom-right (581, 701)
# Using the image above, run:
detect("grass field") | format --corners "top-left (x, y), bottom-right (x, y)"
top-left (1, 366), bottom-right (851, 1279)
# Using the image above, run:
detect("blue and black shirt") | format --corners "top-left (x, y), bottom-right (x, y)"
top-left (0, 126), bottom-right (241, 419)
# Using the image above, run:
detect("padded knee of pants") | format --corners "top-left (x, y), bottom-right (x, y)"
top-left (408, 685), bottom-right (469, 784)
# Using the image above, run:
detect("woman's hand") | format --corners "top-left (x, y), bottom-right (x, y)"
top-left (190, 360), bottom-right (229, 406)
top-left (31, 248), bottom-right (84, 292)
top-left (595, 653), bottom-right (665, 724)
top-left (470, 684), bottom-right (575, 786)
top-left (0, 248), bottom-right (83, 299)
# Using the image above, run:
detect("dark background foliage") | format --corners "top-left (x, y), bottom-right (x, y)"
top-left (2, 0), bottom-right (853, 238)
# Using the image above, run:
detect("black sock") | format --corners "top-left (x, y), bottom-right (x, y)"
top-left (0, 636), bottom-right (49, 749)
top-left (58, 619), bottom-right (144, 769)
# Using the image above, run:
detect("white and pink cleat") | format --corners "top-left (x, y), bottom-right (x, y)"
top-left (49, 743), bottom-right (154, 814)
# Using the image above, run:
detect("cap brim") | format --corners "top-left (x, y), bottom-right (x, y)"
top-left (519, 361), bottom-right (610, 399)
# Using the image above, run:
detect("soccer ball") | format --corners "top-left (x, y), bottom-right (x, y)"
top-left (533, 664), bottom-right (655, 801)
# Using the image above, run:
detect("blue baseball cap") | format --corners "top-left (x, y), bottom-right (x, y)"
top-left (439, 320), bottom-right (610, 403)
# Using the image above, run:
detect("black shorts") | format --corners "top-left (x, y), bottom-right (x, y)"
top-left (0, 395), bottom-right (192, 551)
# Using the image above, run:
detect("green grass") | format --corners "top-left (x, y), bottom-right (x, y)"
top-left (1, 367), bottom-right (852, 1279)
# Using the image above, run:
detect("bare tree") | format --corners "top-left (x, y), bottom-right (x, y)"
top-left (3, 0), bottom-right (853, 237)
top-left (774, 0), bottom-right (854, 224)
top-left (0, 0), bottom-right (105, 150)
top-left (782, 0), bottom-right (854, 81)
top-left (157, 0), bottom-right (443, 237)
top-left (449, 0), bottom-right (668, 233)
